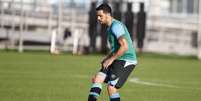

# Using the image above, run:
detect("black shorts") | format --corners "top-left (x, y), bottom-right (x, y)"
top-left (99, 60), bottom-right (136, 89)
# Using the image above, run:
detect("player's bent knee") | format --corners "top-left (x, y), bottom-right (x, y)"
top-left (91, 71), bottom-right (106, 83)
top-left (108, 85), bottom-right (116, 90)
top-left (107, 85), bottom-right (118, 96)
top-left (93, 76), bottom-right (104, 83)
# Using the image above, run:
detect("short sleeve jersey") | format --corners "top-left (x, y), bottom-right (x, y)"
top-left (107, 19), bottom-right (137, 64)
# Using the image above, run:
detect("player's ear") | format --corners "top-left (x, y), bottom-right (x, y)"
top-left (107, 12), bottom-right (111, 16)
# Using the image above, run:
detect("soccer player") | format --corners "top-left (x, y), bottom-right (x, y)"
top-left (88, 3), bottom-right (137, 101)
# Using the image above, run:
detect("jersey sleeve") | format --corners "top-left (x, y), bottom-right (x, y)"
top-left (111, 23), bottom-right (125, 39)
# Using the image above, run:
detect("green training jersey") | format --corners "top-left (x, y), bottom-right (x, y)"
top-left (107, 19), bottom-right (137, 64)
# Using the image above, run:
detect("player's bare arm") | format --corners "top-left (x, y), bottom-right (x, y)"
top-left (101, 52), bottom-right (113, 65)
top-left (102, 36), bottom-right (128, 68)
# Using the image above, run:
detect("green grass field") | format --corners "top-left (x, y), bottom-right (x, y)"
top-left (0, 51), bottom-right (201, 101)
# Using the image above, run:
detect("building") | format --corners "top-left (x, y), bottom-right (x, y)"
top-left (0, 0), bottom-right (89, 52)
top-left (145, 0), bottom-right (200, 56)
top-left (1, 0), bottom-right (201, 58)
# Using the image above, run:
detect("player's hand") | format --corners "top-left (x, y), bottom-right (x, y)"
top-left (102, 57), bottom-right (115, 69)
top-left (101, 57), bottom-right (109, 68)
top-left (101, 57), bottom-right (107, 65)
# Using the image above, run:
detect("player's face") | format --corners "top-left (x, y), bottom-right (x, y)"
top-left (96, 10), bottom-right (108, 25)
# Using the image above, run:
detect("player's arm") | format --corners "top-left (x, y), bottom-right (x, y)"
top-left (101, 52), bottom-right (113, 65)
top-left (102, 36), bottom-right (128, 68)
top-left (111, 36), bottom-right (128, 60)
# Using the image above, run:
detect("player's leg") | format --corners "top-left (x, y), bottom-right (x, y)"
top-left (88, 69), bottom-right (108, 101)
top-left (107, 85), bottom-right (120, 101)
top-left (106, 60), bottom-right (123, 101)
top-left (107, 60), bottom-right (136, 101)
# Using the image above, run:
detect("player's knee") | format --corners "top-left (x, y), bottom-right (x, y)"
top-left (107, 85), bottom-right (118, 95)
top-left (91, 72), bottom-right (106, 83)
top-left (108, 85), bottom-right (115, 90)
top-left (93, 76), bottom-right (104, 83)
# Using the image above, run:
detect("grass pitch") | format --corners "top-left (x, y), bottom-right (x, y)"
top-left (0, 51), bottom-right (201, 101)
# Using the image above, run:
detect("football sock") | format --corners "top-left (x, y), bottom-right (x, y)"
top-left (110, 92), bottom-right (120, 101)
top-left (88, 83), bottom-right (102, 101)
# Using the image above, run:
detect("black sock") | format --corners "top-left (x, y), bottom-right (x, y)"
top-left (110, 98), bottom-right (120, 101)
top-left (88, 83), bottom-right (102, 101)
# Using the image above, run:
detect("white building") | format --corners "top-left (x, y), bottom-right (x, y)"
top-left (145, 0), bottom-right (201, 58)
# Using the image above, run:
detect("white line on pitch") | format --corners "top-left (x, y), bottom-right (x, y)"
top-left (129, 77), bottom-right (201, 90)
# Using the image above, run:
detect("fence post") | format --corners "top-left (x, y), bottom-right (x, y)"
top-left (18, 0), bottom-right (24, 52)
top-left (198, 1), bottom-right (201, 59)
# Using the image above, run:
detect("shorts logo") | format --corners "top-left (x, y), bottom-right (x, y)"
top-left (111, 74), bottom-right (116, 79)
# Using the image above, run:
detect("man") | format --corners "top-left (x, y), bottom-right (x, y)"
top-left (88, 3), bottom-right (137, 101)
top-left (136, 3), bottom-right (146, 53)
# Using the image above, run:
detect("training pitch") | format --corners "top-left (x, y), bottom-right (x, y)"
top-left (0, 51), bottom-right (201, 101)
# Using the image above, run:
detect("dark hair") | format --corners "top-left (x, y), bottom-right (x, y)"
top-left (96, 3), bottom-right (112, 15)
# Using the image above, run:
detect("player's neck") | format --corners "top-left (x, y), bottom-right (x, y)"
top-left (107, 16), bottom-right (113, 26)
